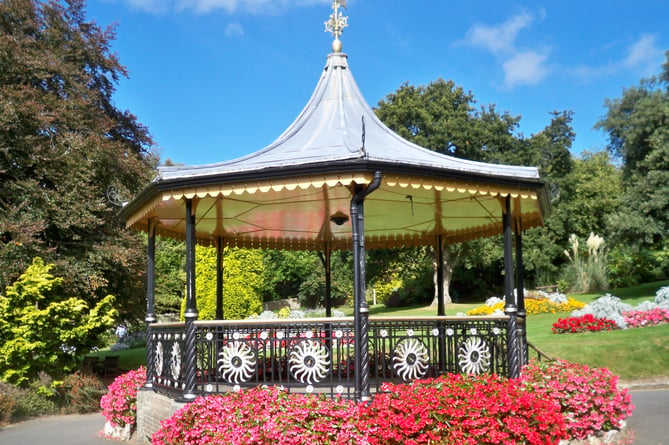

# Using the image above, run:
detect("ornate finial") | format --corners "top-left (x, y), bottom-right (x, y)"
top-left (106, 184), bottom-right (127, 207)
top-left (324, 0), bottom-right (348, 52)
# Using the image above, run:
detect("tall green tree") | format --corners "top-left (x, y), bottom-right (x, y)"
top-left (593, 51), bottom-right (669, 284)
top-left (597, 52), bottom-right (669, 249)
top-left (375, 79), bottom-right (577, 300)
top-left (154, 236), bottom-right (186, 315)
top-left (0, 0), bottom-right (156, 317)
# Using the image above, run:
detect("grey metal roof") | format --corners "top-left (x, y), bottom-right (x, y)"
top-left (158, 52), bottom-right (540, 183)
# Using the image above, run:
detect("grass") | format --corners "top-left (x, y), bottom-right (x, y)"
top-left (107, 279), bottom-right (669, 381)
top-left (358, 279), bottom-right (669, 380)
top-left (87, 346), bottom-right (147, 372)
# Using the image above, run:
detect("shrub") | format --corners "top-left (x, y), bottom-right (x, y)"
top-left (656, 286), bottom-right (669, 306)
top-left (521, 360), bottom-right (633, 440)
top-left (373, 278), bottom-right (404, 306)
top-left (560, 233), bottom-right (608, 293)
top-left (100, 367), bottom-right (146, 429)
top-left (552, 314), bottom-right (618, 334)
top-left (0, 258), bottom-right (117, 386)
top-left (0, 381), bottom-right (20, 425)
top-left (14, 387), bottom-right (57, 418)
top-left (57, 371), bottom-right (107, 414)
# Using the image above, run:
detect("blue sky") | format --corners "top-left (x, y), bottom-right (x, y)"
top-left (88, 0), bottom-right (669, 166)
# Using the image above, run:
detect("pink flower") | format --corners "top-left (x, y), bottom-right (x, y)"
top-left (100, 366), bottom-right (146, 429)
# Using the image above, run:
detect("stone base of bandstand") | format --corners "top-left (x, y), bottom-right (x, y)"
top-left (136, 389), bottom-right (187, 443)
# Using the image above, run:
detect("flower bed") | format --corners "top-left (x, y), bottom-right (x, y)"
top-left (623, 308), bottom-right (669, 328)
top-left (521, 360), bottom-right (633, 441)
top-left (554, 308), bottom-right (669, 334)
top-left (467, 297), bottom-right (585, 316)
top-left (552, 314), bottom-right (618, 334)
top-left (153, 373), bottom-right (569, 445)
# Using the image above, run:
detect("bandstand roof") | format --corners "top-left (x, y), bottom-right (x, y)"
top-left (120, 24), bottom-right (551, 251)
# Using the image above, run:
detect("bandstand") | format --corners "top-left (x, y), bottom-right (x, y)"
top-left (120, 1), bottom-right (551, 411)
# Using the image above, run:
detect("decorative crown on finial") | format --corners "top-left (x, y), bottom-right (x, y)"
top-left (324, 0), bottom-right (348, 52)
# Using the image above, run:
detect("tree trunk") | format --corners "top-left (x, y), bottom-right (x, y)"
top-left (431, 243), bottom-right (458, 306)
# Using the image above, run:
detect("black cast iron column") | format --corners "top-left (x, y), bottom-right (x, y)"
top-left (144, 219), bottom-right (157, 389)
top-left (503, 196), bottom-right (520, 378)
top-left (182, 199), bottom-right (199, 401)
top-left (216, 237), bottom-right (224, 320)
top-left (351, 172), bottom-right (382, 402)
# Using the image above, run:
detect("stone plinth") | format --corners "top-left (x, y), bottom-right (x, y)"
top-left (136, 389), bottom-right (187, 443)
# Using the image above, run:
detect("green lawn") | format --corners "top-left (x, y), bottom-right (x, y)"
top-left (87, 345), bottom-right (147, 372)
top-left (360, 279), bottom-right (669, 380)
top-left (107, 280), bottom-right (669, 381)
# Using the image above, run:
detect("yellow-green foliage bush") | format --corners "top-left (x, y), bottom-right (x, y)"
top-left (467, 298), bottom-right (585, 316)
top-left (0, 258), bottom-right (117, 386)
top-left (372, 278), bottom-right (404, 305)
top-left (182, 246), bottom-right (264, 320)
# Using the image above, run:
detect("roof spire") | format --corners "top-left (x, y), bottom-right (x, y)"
top-left (324, 0), bottom-right (348, 53)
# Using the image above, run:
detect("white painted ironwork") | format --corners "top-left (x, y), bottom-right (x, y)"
top-left (289, 340), bottom-right (330, 384)
top-left (458, 336), bottom-right (491, 375)
top-left (392, 338), bottom-right (429, 381)
top-left (170, 342), bottom-right (182, 380)
top-left (217, 341), bottom-right (256, 384)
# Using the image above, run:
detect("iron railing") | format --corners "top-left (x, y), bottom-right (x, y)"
top-left (150, 316), bottom-right (508, 399)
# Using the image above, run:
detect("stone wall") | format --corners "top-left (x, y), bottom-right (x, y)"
top-left (136, 390), bottom-right (187, 443)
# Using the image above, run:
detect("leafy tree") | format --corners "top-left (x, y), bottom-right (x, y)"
top-left (375, 79), bottom-right (524, 160)
top-left (260, 250), bottom-right (352, 309)
top-left (367, 247), bottom-right (434, 307)
top-left (154, 237), bottom-right (186, 315)
top-left (375, 79), bottom-right (577, 301)
top-left (597, 51), bottom-right (669, 248)
top-left (261, 250), bottom-right (319, 302)
top-left (0, 257), bottom-right (117, 386)
top-left (183, 247), bottom-right (264, 320)
top-left (474, 111), bottom-right (577, 290)
top-left (0, 0), bottom-right (156, 318)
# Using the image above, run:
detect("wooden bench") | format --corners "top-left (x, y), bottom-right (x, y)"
top-left (80, 355), bottom-right (100, 375)
top-left (100, 355), bottom-right (120, 377)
